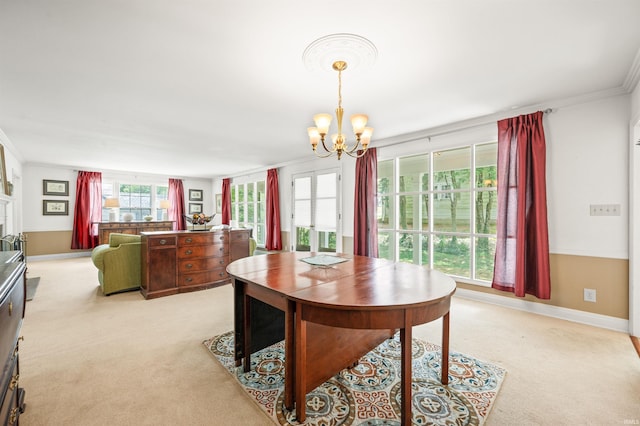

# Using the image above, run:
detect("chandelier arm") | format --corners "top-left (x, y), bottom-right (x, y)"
top-left (319, 137), bottom-right (334, 153)
top-left (313, 149), bottom-right (336, 159)
top-left (344, 148), bottom-right (367, 159)
top-left (346, 140), bottom-right (362, 154)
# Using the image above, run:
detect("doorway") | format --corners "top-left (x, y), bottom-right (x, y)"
top-left (291, 169), bottom-right (341, 253)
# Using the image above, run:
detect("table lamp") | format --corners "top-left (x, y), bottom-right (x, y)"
top-left (159, 200), bottom-right (171, 221)
top-left (104, 198), bottom-right (120, 222)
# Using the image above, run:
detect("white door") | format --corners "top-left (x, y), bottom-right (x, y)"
top-left (292, 169), bottom-right (341, 253)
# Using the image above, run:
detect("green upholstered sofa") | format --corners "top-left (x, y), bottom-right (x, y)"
top-left (90, 233), bottom-right (142, 296)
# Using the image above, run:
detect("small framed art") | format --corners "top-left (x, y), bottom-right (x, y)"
top-left (215, 194), bottom-right (222, 213)
top-left (43, 200), bottom-right (69, 215)
top-left (189, 203), bottom-right (203, 214)
top-left (43, 179), bottom-right (69, 196)
top-left (189, 189), bottom-right (203, 201)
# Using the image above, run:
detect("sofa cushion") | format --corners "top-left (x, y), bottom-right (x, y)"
top-left (109, 233), bottom-right (142, 247)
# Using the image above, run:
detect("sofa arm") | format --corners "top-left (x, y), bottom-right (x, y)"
top-left (91, 244), bottom-right (111, 270)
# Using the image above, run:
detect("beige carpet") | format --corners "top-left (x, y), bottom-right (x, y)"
top-left (19, 257), bottom-right (640, 425)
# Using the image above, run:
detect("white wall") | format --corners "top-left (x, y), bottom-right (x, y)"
top-left (546, 95), bottom-right (629, 259)
top-left (22, 163), bottom-right (213, 232)
top-left (239, 93), bottom-right (631, 261)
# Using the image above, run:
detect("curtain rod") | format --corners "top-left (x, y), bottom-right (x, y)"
top-left (375, 108), bottom-right (554, 150)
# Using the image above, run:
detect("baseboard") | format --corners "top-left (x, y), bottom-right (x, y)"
top-left (454, 288), bottom-right (629, 333)
top-left (28, 252), bottom-right (92, 262)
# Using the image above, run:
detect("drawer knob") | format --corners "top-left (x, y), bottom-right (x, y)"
top-left (186, 263), bottom-right (193, 269)
top-left (219, 272), bottom-right (226, 277)
top-left (186, 238), bottom-right (193, 243)
top-left (9, 407), bottom-right (18, 425)
top-left (8, 301), bottom-right (12, 316)
top-left (219, 247), bottom-right (224, 252)
top-left (219, 236), bottom-right (225, 241)
top-left (219, 260), bottom-right (224, 265)
top-left (8, 374), bottom-right (19, 391)
top-left (185, 249), bottom-right (193, 255)
top-left (185, 277), bottom-right (193, 283)
top-left (160, 239), bottom-right (167, 245)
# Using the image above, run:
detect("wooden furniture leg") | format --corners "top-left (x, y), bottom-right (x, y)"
top-left (400, 310), bottom-right (413, 426)
top-left (243, 291), bottom-right (251, 372)
top-left (295, 303), bottom-right (307, 423)
top-left (284, 299), bottom-right (295, 411)
top-left (441, 311), bottom-right (450, 384)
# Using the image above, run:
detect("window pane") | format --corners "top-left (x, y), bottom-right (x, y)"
top-left (378, 160), bottom-right (393, 194)
top-left (238, 185), bottom-right (245, 203)
top-left (377, 195), bottom-right (393, 230)
top-left (434, 147), bottom-right (471, 189)
top-left (399, 154), bottom-right (428, 192)
top-left (377, 232), bottom-right (394, 261)
top-left (256, 224), bottom-right (265, 246)
top-left (295, 177), bottom-right (311, 199)
top-left (295, 200), bottom-right (311, 227)
top-left (247, 183), bottom-right (254, 202)
top-left (477, 144), bottom-right (497, 191)
top-left (433, 234), bottom-right (470, 278)
top-left (316, 173), bottom-right (336, 198)
top-left (317, 231), bottom-right (336, 252)
top-left (315, 199), bottom-right (336, 231)
top-left (398, 194), bottom-right (428, 231)
top-left (475, 190), bottom-right (497, 234)
top-left (295, 227), bottom-right (310, 251)
top-left (231, 185), bottom-right (237, 203)
top-left (475, 236), bottom-right (496, 281)
top-left (398, 232), bottom-right (417, 264)
top-left (433, 191), bottom-right (470, 233)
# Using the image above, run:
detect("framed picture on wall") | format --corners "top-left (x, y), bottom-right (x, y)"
top-left (215, 194), bottom-right (222, 213)
top-left (43, 179), bottom-right (69, 196)
top-left (189, 203), bottom-right (203, 214)
top-left (43, 200), bottom-right (69, 215)
top-left (189, 189), bottom-right (203, 201)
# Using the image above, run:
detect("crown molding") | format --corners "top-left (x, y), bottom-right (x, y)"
top-left (623, 46), bottom-right (640, 93)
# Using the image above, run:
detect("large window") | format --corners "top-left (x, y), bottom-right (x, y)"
top-left (231, 181), bottom-right (266, 246)
top-left (102, 181), bottom-right (169, 221)
top-left (377, 143), bottom-right (497, 284)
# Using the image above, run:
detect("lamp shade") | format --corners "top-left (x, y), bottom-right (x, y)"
top-left (104, 198), bottom-right (120, 208)
top-left (159, 200), bottom-right (171, 209)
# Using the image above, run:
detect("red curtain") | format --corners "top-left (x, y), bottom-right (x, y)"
top-left (221, 178), bottom-right (231, 225)
top-left (354, 148), bottom-right (378, 257)
top-left (492, 111), bottom-right (551, 299)
top-left (168, 178), bottom-right (186, 230)
top-left (71, 171), bottom-right (102, 249)
top-left (265, 168), bottom-right (282, 251)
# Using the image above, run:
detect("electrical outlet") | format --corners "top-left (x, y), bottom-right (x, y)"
top-left (583, 288), bottom-right (596, 303)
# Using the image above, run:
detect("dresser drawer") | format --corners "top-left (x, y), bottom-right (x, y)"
top-left (230, 230), bottom-right (250, 242)
top-left (178, 257), bottom-right (229, 273)
top-left (148, 236), bottom-right (177, 248)
top-left (177, 244), bottom-right (228, 259)
top-left (0, 358), bottom-right (19, 426)
top-left (178, 232), bottom-right (226, 246)
top-left (179, 267), bottom-right (228, 286)
top-left (0, 274), bottom-right (24, 377)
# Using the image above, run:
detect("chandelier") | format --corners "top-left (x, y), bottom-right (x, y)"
top-left (307, 60), bottom-right (373, 159)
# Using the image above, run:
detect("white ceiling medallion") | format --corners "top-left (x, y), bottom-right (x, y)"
top-left (302, 33), bottom-right (377, 72)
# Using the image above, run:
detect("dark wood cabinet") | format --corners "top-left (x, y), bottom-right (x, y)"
top-left (140, 229), bottom-right (251, 299)
top-left (0, 251), bottom-right (26, 425)
top-left (96, 221), bottom-right (174, 245)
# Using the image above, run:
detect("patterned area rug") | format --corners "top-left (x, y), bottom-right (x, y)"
top-left (203, 331), bottom-right (506, 425)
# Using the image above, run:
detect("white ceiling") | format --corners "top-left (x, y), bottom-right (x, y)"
top-left (1, 1), bottom-right (639, 179)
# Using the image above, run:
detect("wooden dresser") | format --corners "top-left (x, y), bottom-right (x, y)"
top-left (96, 221), bottom-right (174, 245)
top-left (140, 229), bottom-right (251, 299)
top-left (0, 251), bottom-right (26, 425)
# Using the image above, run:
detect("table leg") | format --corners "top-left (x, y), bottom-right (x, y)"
top-left (400, 310), bottom-right (413, 425)
top-left (284, 299), bottom-right (295, 411)
top-left (441, 311), bottom-right (450, 385)
top-left (243, 292), bottom-right (251, 373)
top-left (295, 302), bottom-right (307, 423)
